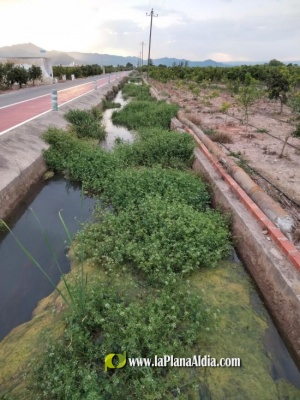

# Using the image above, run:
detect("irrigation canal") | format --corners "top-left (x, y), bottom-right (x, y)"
top-left (0, 89), bottom-right (299, 391)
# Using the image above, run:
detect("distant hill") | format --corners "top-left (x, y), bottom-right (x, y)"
top-left (1, 43), bottom-right (299, 67)
top-left (0, 43), bottom-right (226, 67)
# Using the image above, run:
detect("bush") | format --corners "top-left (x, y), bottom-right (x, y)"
top-left (64, 108), bottom-right (106, 140)
top-left (101, 98), bottom-right (121, 111)
top-left (112, 100), bottom-right (179, 130)
top-left (122, 83), bottom-right (153, 101)
top-left (43, 128), bottom-right (118, 192)
top-left (114, 128), bottom-right (195, 169)
top-left (30, 277), bottom-right (212, 399)
top-left (102, 166), bottom-right (210, 212)
top-left (78, 196), bottom-right (231, 284)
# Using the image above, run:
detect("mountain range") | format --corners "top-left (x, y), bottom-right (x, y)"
top-left (0, 43), bottom-right (299, 67)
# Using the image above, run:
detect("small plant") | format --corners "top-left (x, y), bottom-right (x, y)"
top-left (256, 128), bottom-right (268, 133)
top-left (209, 131), bottom-right (233, 144)
top-left (0, 220), bottom-right (7, 232)
top-left (220, 102), bottom-right (232, 125)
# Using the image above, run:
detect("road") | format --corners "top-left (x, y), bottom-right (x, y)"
top-left (0, 73), bottom-right (126, 135)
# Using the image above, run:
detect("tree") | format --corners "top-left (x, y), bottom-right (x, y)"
top-left (235, 73), bottom-right (260, 132)
top-left (28, 65), bottom-right (42, 86)
top-left (268, 59), bottom-right (284, 67)
top-left (12, 66), bottom-right (29, 88)
top-left (266, 67), bottom-right (290, 113)
top-left (3, 63), bottom-right (15, 88)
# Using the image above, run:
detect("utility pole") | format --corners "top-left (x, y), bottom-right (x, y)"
top-left (146, 8), bottom-right (158, 79)
top-left (141, 41), bottom-right (145, 68)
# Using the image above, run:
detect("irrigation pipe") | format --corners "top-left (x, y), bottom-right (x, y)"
top-left (177, 110), bottom-right (295, 240)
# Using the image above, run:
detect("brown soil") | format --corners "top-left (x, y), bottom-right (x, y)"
top-left (151, 79), bottom-right (300, 246)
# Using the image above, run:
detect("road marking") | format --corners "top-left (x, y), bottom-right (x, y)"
top-left (0, 77), bottom-right (118, 137)
top-left (0, 109), bottom-right (53, 136)
top-left (0, 76), bottom-right (108, 110)
top-left (0, 93), bottom-right (50, 110)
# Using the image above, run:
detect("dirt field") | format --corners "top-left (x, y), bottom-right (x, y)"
top-left (150, 79), bottom-right (300, 246)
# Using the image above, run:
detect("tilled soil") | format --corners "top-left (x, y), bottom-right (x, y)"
top-left (150, 79), bottom-right (300, 246)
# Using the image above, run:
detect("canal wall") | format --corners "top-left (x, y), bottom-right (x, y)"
top-left (169, 115), bottom-right (300, 365)
top-left (0, 76), bottom-right (128, 221)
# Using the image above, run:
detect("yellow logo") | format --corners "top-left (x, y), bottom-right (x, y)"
top-left (104, 351), bottom-right (127, 372)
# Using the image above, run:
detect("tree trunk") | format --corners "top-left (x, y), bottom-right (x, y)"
top-left (279, 134), bottom-right (289, 158)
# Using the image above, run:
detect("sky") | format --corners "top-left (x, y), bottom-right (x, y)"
top-left (0, 0), bottom-right (299, 62)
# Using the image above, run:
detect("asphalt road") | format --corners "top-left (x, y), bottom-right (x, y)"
top-left (0, 73), bottom-right (116, 108)
top-left (0, 72), bottom-right (127, 135)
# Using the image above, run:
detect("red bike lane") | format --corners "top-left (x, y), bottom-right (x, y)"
top-left (0, 75), bottom-right (112, 135)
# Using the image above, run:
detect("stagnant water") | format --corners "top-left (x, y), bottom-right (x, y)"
top-left (101, 91), bottom-right (135, 150)
top-left (0, 89), bottom-right (299, 392)
top-left (0, 177), bottom-right (96, 340)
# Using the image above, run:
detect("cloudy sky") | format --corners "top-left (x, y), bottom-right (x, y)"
top-left (1, 0), bottom-right (299, 61)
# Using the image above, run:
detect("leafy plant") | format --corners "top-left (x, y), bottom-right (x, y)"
top-left (64, 108), bottom-right (106, 140)
top-left (101, 166), bottom-right (210, 212)
top-left (78, 196), bottom-right (231, 285)
top-left (121, 83), bottom-right (153, 101)
top-left (30, 276), bottom-right (212, 399)
top-left (114, 128), bottom-right (195, 169)
top-left (112, 100), bottom-right (179, 130)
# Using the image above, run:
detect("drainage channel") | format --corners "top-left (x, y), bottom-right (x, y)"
top-left (0, 176), bottom-right (96, 341)
top-left (0, 88), bottom-right (299, 395)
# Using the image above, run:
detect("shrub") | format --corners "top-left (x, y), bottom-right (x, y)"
top-left (114, 128), bottom-right (195, 169)
top-left (43, 128), bottom-right (118, 192)
top-left (64, 108), bottom-right (106, 140)
top-left (112, 100), bottom-right (179, 130)
top-left (102, 166), bottom-right (210, 212)
top-left (78, 196), bottom-right (231, 284)
top-left (122, 83), bottom-right (152, 101)
top-left (101, 98), bottom-right (121, 111)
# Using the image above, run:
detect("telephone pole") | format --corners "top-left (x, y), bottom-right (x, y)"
top-left (140, 41), bottom-right (145, 68)
top-left (146, 8), bottom-right (158, 78)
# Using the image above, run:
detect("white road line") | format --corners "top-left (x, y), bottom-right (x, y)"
top-left (0, 109), bottom-right (52, 136)
top-left (0, 77), bottom-right (118, 137)
top-left (0, 93), bottom-right (50, 110)
top-left (0, 76), bottom-right (108, 110)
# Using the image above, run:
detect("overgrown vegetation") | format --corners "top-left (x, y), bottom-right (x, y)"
top-left (29, 276), bottom-right (212, 399)
top-left (64, 107), bottom-right (106, 140)
top-left (17, 82), bottom-right (233, 398)
top-left (112, 100), bottom-right (179, 130)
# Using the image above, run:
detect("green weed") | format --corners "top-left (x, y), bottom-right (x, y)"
top-left (64, 108), bottom-right (106, 140)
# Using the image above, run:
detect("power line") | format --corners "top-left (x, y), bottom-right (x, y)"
top-left (146, 8), bottom-right (158, 78)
